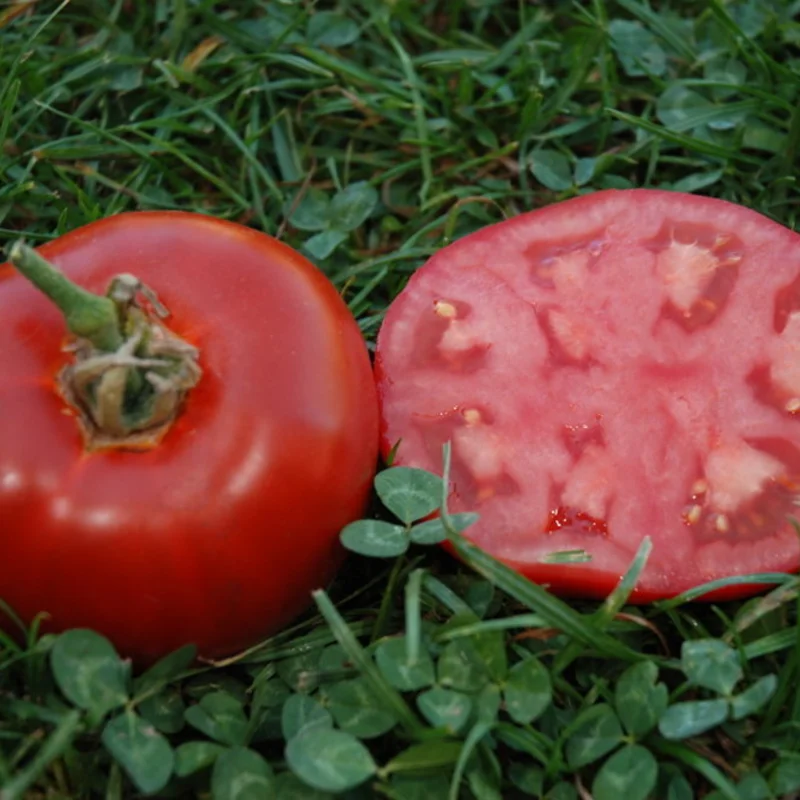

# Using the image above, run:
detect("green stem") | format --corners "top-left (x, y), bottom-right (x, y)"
top-left (8, 241), bottom-right (122, 352)
top-left (5, 239), bottom-right (201, 449)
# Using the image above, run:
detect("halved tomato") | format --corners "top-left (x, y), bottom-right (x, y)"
top-left (375, 189), bottom-right (800, 601)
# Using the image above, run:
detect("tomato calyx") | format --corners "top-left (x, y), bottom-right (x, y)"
top-left (8, 241), bottom-right (202, 451)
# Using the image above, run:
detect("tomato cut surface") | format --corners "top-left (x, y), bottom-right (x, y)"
top-left (0, 212), bottom-right (378, 663)
top-left (375, 190), bottom-right (800, 600)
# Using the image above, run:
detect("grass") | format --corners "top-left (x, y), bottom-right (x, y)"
top-left (1, 0), bottom-right (800, 797)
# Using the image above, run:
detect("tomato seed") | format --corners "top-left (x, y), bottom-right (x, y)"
top-left (434, 300), bottom-right (457, 319)
top-left (684, 504), bottom-right (703, 525)
top-left (714, 514), bottom-right (731, 534)
top-left (462, 408), bottom-right (482, 426)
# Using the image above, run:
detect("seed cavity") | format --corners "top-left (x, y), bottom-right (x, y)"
top-left (428, 299), bottom-right (491, 364)
top-left (650, 222), bottom-right (743, 331)
top-left (546, 505), bottom-right (608, 536)
top-left (705, 442), bottom-right (784, 514)
top-left (546, 308), bottom-right (590, 363)
top-left (560, 445), bottom-right (612, 521)
top-left (657, 241), bottom-right (720, 312)
top-left (773, 272), bottom-right (800, 334)
top-left (527, 236), bottom-right (605, 292)
top-left (770, 313), bottom-right (800, 399)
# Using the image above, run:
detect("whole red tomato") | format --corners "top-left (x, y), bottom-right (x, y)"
top-left (0, 211), bottom-right (378, 664)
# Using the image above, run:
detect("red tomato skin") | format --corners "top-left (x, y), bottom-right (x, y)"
top-left (437, 543), bottom-right (772, 603)
top-left (0, 211), bottom-right (378, 664)
top-left (374, 189), bottom-right (800, 603)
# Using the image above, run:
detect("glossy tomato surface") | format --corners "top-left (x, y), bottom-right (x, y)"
top-left (375, 189), bottom-right (800, 601)
top-left (0, 211), bottom-right (378, 663)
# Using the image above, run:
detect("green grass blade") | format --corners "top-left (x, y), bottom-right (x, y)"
top-left (0, 710), bottom-right (82, 800)
top-left (446, 530), bottom-right (641, 662)
top-left (313, 589), bottom-right (424, 738)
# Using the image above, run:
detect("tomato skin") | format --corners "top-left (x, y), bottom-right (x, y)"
top-left (375, 189), bottom-right (800, 602)
top-left (437, 544), bottom-right (773, 603)
top-left (0, 211), bottom-right (378, 664)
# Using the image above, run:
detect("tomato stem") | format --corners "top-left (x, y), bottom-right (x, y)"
top-left (8, 241), bottom-right (123, 352)
top-left (6, 239), bottom-right (202, 451)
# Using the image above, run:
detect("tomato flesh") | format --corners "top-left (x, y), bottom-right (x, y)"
top-left (375, 190), bottom-right (800, 600)
top-left (0, 212), bottom-right (378, 663)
